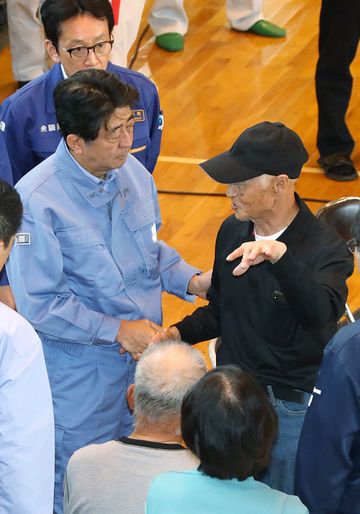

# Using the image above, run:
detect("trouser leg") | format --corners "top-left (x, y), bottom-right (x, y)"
top-left (41, 336), bottom-right (136, 514)
top-left (226, 0), bottom-right (262, 31)
top-left (259, 394), bottom-right (310, 495)
top-left (148, 0), bottom-right (188, 36)
top-left (316, 0), bottom-right (360, 157)
top-left (6, 0), bottom-right (44, 81)
top-left (110, 0), bottom-right (146, 66)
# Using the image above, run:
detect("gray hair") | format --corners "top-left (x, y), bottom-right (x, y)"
top-left (258, 174), bottom-right (298, 188)
top-left (134, 341), bottom-right (207, 422)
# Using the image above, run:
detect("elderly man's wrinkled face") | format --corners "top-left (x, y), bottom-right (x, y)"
top-left (226, 175), bottom-right (278, 222)
top-left (46, 13), bottom-right (112, 77)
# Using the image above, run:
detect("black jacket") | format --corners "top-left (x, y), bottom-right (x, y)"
top-left (176, 196), bottom-right (354, 392)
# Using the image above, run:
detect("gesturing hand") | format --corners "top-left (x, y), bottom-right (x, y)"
top-left (226, 240), bottom-right (287, 276)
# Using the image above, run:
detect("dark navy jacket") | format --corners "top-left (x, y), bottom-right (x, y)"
top-left (0, 62), bottom-right (162, 185)
top-left (296, 321), bottom-right (360, 513)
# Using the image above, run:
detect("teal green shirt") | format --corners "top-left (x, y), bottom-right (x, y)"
top-left (146, 469), bottom-right (308, 514)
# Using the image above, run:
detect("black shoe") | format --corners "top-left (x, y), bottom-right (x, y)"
top-left (318, 153), bottom-right (358, 181)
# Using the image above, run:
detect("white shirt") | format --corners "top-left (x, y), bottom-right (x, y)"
top-left (0, 302), bottom-right (54, 514)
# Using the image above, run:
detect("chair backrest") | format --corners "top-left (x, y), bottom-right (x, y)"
top-left (316, 197), bottom-right (360, 242)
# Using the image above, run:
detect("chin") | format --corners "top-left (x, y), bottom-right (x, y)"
top-left (234, 211), bottom-right (248, 221)
top-left (116, 156), bottom-right (128, 167)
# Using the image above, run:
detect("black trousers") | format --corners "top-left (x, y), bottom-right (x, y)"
top-left (316, 0), bottom-right (360, 157)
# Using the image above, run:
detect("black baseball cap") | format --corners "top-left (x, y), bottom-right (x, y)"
top-left (200, 121), bottom-right (309, 184)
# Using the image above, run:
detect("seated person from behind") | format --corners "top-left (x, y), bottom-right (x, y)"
top-left (64, 341), bottom-right (206, 514)
top-left (147, 365), bottom-right (308, 514)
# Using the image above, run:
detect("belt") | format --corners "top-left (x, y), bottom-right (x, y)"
top-left (263, 384), bottom-right (306, 404)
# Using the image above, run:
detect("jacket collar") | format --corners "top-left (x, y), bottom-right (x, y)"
top-left (54, 139), bottom-right (120, 207)
top-left (45, 62), bottom-right (119, 115)
top-left (278, 193), bottom-right (315, 246)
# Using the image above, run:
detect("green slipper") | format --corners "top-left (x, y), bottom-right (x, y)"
top-left (246, 19), bottom-right (286, 38)
top-left (155, 33), bottom-right (184, 52)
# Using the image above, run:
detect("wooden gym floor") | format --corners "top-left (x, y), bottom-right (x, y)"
top-left (0, 0), bottom-right (360, 329)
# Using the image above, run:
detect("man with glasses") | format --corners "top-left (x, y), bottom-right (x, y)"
top-left (295, 213), bottom-right (360, 513)
top-left (0, 0), bottom-right (162, 185)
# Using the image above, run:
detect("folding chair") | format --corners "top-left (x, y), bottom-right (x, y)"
top-left (316, 196), bottom-right (360, 323)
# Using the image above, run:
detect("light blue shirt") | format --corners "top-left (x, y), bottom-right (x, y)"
top-left (146, 469), bottom-right (308, 514)
top-left (6, 139), bottom-right (198, 345)
top-left (0, 302), bottom-right (54, 514)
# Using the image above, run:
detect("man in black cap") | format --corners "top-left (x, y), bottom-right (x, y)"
top-left (156, 121), bottom-right (354, 495)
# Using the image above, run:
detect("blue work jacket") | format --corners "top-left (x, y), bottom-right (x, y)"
top-left (0, 62), bottom-right (162, 185)
top-left (6, 140), bottom-right (197, 345)
top-left (295, 321), bottom-right (360, 513)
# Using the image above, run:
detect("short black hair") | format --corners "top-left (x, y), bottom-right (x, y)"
top-left (352, 208), bottom-right (360, 244)
top-left (53, 68), bottom-right (139, 141)
top-left (0, 180), bottom-right (23, 247)
top-left (40, 0), bottom-right (114, 49)
top-left (181, 365), bottom-right (278, 481)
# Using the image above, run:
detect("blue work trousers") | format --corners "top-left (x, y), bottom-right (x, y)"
top-left (259, 389), bottom-right (310, 495)
top-left (40, 334), bottom-right (136, 514)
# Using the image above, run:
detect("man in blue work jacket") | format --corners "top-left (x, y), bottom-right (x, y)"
top-left (295, 210), bottom-right (360, 513)
top-left (0, 0), bottom-right (162, 185)
top-left (6, 69), bottom-right (207, 514)
top-left (0, 0), bottom-right (163, 305)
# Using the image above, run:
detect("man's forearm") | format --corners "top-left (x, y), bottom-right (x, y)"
top-left (174, 303), bottom-right (221, 344)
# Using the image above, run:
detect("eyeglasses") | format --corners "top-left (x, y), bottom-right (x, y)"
top-left (347, 238), bottom-right (360, 254)
top-left (59, 39), bottom-right (114, 60)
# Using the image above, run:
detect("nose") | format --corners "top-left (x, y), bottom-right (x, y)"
top-left (118, 126), bottom-right (133, 148)
top-left (226, 184), bottom-right (237, 197)
top-left (84, 48), bottom-right (100, 67)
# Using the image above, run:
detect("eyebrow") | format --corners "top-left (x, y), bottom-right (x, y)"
top-left (65, 33), bottom-right (110, 46)
top-left (107, 114), bottom-right (135, 133)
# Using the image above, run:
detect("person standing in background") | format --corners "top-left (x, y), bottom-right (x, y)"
top-left (149, 0), bottom-right (286, 52)
top-left (316, 0), bottom-right (359, 181)
top-left (6, 0), bottom-right (44, 87)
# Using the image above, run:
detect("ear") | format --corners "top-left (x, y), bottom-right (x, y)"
top-left (66, 134), bottom-right (84, 155)
top-left (274, 174), bottom-right (289, 192)
top-left (45, 39), bottom-right (61, 64)
top-left (127, 383), bottom-right (135, 413)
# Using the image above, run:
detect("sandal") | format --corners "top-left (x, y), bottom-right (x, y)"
top-left (319, 153), bottom-right (358, 182)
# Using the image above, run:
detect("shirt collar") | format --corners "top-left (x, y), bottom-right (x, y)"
top-left (61, 64), bottom-right (69, 79)
top-left (64, 143), bottom-right (102, 185)
top-left (58, 139), bottom-right (119, 207)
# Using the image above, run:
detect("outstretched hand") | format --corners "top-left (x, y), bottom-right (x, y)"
top-left (226, 240), bottom-right (287, 276)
